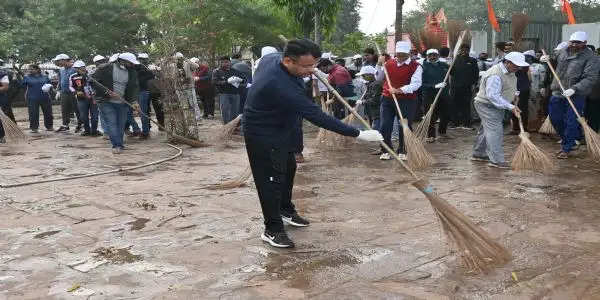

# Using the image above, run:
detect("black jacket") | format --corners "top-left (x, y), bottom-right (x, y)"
top-left (136, 64), bottom-right (155, 91)
top-left (91, 63), bottom-right (139, 103)
top-left (450, 55), bottom-right (479, 87)
top-left (243, 53), bottom-right (359, 151)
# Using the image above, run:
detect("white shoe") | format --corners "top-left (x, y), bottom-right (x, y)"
top-left (379, 153), bottom-right (392, 160)
top-left (398, 153), bottom-right (407, 161)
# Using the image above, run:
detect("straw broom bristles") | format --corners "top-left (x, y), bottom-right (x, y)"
top-left (314, 70), bottom-right (511, 273)
top-left (511, 14), bottom-right (530, 51)
top-left (204, 165), bottom-right (252, 190)
top-left (0, 110), bottom-right (27, 144)
top-left (420, 29), bottom-right (443, 51)
top-left (447, 20), bottom-right (466, 50)
top-left (511, 117), bottom-right (555, 173)
top-left (543, 49), bottom-right (600, 161)
top-left (538, 116), bottom-right (557, 135)
top-left (209, 114), bottom-right (242, 147)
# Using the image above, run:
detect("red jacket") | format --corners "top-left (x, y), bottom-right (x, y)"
top-left (382, 59), bottom-right (419, 100)
top-left (193, 65), bottom-right (211, 90)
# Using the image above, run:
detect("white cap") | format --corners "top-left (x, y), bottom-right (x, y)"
top-left (73, 60), bottom-right (86, 68)
top-left (505, 52), bottom-right (529, 67)
top-left (53, 54), bottom-right (70, 61)
top-left (118, 52), bottom-right (140, 65)
top-left (109, 53), bottom-right (120, 63)
top-left (353, 54), bottom-right (362, 59)
top-left (426, 49), bottom-right (439, 55)
top-left (523, 50), bottom-right (535, 57)
top-left (261, 46), bottom-right (278, 58)
top-left (190, 57), bottom-right (200, 64)
top-left (138, 53), bottom-right (149, 59)
top-left (395, 41), bottom-right (411, 54)
top-left (356, 65), bottom-right (377, 76)
top-left (173, 52), bottom-right (184, 59)
top-left (321, 52), bottom-right (332, 59)
top-left (569, 31), bottom-right (588, 42)
top-left (92, 55), bottom-right (106, 63)
top-left (554, 42), bottom-right (568, 51)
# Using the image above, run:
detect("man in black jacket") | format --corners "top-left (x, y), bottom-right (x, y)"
top-left (136, 53), bottom-right (156, 139)
top-left (243, 39), bottom-right (383, 248)
top-left (212, 56), bottom-right (246, 124)
top-left (91, 53), bottom-right (140, 154)
top-left (450, 44), bottom-right (479, 129)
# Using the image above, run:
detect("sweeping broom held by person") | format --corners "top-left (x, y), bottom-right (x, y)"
top-left (374, 41), bottom-right (423, 161)
top-left (0, 70), bottom-right (11, 144)
top-left (243, 38), bottom-right (383, 248)
top-left (540, 31), bottom-right (600, 159)
top-left (472, 52), bottom-right (528, 169)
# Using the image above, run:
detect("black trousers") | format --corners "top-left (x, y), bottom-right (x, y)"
top-left (452, 86), bottom-right (473, 127)
top-left (0, 97), bottom-right (16, 139)
top-left (293, 117), bottom-right (304, 154)
top-left (423, 88), bottom-right (450, 137)
top-left (511, 90), bottom-right (530, 132)
top-left (60, 92), bottom-right (81, 127)
top-left (197, 88), bottom-right (215, 117)
top-left (245, 135), bottom-right (297, 232)
top-left (149, 92), bottom-right (165, 127)
top-left (586, 97), bottom-right (600, 132)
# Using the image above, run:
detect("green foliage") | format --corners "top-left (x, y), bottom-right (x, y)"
top-left (329, 0), bottom-right (361, 45)
top-left (272, 0), bottom-right (343, 39)
top-left (322, 32), bottom-right (386, 57)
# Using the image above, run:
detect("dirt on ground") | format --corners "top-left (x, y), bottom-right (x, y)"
top-left (1, 106), bottom-right (600, 299)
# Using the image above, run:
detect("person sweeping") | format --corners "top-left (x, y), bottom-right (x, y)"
top-left (375, 41), bottom-right (423, 161)
top-left (540, 31), bottom-right (600, 159)
top-left (243, 39), bottom-right (383, 248)
top-left (472, 52), bottom-right (528, 169)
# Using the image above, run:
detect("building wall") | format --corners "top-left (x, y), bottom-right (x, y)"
top-left (487, 21), bottom-right (564, 55)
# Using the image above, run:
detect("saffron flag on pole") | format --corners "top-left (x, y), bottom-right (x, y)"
top-left (562, 0), bottom-right (576, 25)
top-left (487, 0), bottom-right (501, 32)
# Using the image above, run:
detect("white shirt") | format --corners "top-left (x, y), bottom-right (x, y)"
top-left (485, 63), bottom-right (516, 110)
top-left (0, 75), bottom-right (8, 84)
top-left (375, 58), bottom-right (423, 94)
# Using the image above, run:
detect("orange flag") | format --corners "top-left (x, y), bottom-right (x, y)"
top-left (562, 0), bottom-right (576, 24)
top-left (487, 0), bottom-right (500, 32)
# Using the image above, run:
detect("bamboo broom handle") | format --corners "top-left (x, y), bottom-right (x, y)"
top-left (541, 50), bottom-right (584, 119)
top-left (374, 44), bottom-right (407, 121)
top-left (313, 70), bottom-right (419, 179)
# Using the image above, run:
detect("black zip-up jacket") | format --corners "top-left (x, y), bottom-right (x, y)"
top-left (450, 55), bottom-right (479, 87)
top-left (136, 64), bottom-right (155, 91)
top-left (212, 67), bottom-right (246, 94)
top-left (243, 53), bottom-right (359, 151)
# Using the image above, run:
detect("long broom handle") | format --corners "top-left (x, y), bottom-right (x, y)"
top-left (374, 44), bottom-right (407, 121)
top-left (313, 70), bottom-right (419, 179)
top-left (541, 50), bottom-right (584, 119)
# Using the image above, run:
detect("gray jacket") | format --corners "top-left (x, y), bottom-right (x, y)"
top-left (551, 47), bottom-right (600, 97)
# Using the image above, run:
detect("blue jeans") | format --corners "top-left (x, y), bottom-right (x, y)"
top-left (219, 93), bottom-right (240, 124)
top-left (473, 101), bottom-right (506, 164)
top-left (378, 96), bottom-right (417, 154)
top-left (138, 90), bottom-right (151, 134)
top-left (27, 97), bottom-right (53, 130)
top-left (125, 106), bottom-right (140, 133)
top-left (549, 95), bottom-right (585, 153)
top-left (77, 100), bottom-right (99, 133)
top-left (98, 102), bottom-right (129, 148)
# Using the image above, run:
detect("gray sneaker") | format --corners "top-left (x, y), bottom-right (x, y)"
top-left (488, 162), bottom-right (511, 169)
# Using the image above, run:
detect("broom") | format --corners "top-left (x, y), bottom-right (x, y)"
top-left (375, 43), bottom-right (434, 170)
top-left (415, 31), bottom-right (467, 140)
top-left (204, 165), bottom-right (252, 190)
top-left (88, 77), bottom-right (209, 148)
top-left (542, 50), bottom-right (600, 161)
top-left (538, 116), bottom-right (557, 135)
top-left (420, 29), bottom-right (443, 51)
top-left (0, 110), bottom-right (27, 144)
top-left (314, 70), bottom-right (511, 273)
top-left (210, 114), bottom-right (242, 147)
top-left (447, 20), bottom-right (466, 52)
top-left (511, 97), bottom-right (555, 173)
top-left (511, 14), bottom-right (530, 51)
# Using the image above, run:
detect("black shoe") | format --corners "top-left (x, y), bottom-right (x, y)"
top-left (281, 212), bottom-right (310, 227)
top-left (81, 131), bottom-right (91, 136)
top-left (75, 125), bottom-right (82, 133)
top-left (56, 126), bottom-right (69, 132)
top-left (488, 162), bottom-right (511, 169)
top-left (471, 155), bottom-right (490, 162)
top-left (261, 230), bottom-right (295, 248)
top-left (91, 131), bottom-right (103, 137)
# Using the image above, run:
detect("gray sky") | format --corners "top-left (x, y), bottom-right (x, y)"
top-left (359, 0), bottom-right (420, 34)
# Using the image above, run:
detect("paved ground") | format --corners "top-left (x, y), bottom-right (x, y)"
top-left (1, 106), bottom-right (600, 299)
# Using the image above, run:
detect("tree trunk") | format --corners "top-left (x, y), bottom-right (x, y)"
top-left (395, 0), bottom-right (404, 43)
top-left (314, 13), bottom-right (321, 45)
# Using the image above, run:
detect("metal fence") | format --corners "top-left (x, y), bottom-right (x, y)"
top-left (488, 20), bottom-right (565, 53)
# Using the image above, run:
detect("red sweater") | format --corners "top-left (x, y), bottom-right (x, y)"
top-left (382, 60), bottom-right (419, 99)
